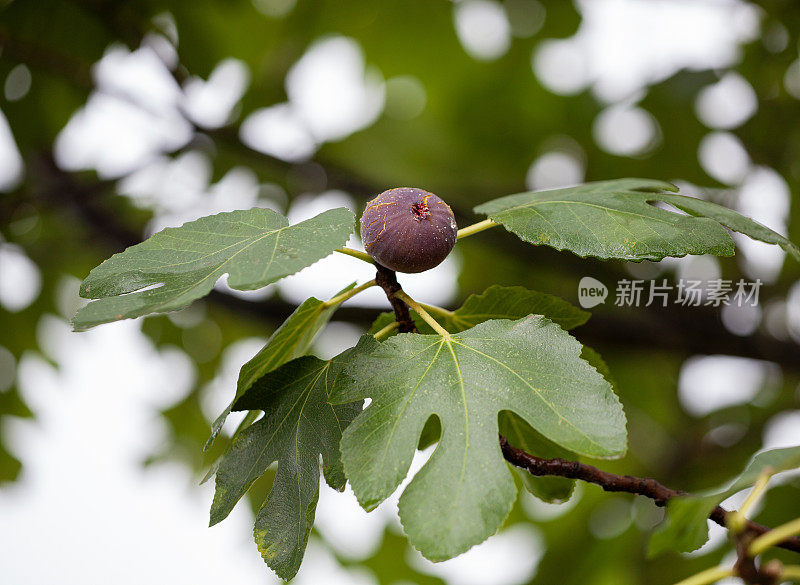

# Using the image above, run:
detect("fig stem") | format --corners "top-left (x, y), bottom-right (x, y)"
top-left (456, 219), bottom-right (498, 240)
top-left (335, 247), bottom-right (374, 264)
top-left (322, 279), bottom-right (377, 308)
top-left (394, 290), bottom-right (451, 337)
top-left (780, 566), bottom-right (800, 580)
top-left (728, 467), bottom-right (773, 535)
top-left (375, 264), bottom-right (416, 333)
top-left (670, 566), bottom-right (734, 585)
top-left (750, 518), bottom-right (800, 556)
top-left (419, 302), bottom-right (454, 318)
top-left (373, 321), bottom-right (400, 341)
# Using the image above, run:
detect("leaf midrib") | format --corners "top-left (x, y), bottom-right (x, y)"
top-left (449, 337), bottom-right (610, 454)
top-left (236, 364), bottom-right (328, 503)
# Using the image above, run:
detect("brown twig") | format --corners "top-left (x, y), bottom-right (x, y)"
top-left (374, 264), bottom-right (417, 333)
top-left (499, 436), bottom-right (800, 555)
top-left (734, 531), bottom-right (783, 585)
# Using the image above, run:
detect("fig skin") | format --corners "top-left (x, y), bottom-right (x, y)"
top-left (360, 187), bottom-right (458, 273)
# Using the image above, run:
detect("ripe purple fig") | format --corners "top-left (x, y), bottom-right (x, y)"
top-left (360, 187), bottom-right (457, 273)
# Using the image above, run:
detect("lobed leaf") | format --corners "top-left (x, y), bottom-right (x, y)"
top-left (331, 317), bottom-right (626, 560)
top-left (209, 350), bottom-right (363, 580)
top-left (474, 179), bottom-right (800, 262)
top-left (73, 207), bottom-right (354, 330)
top-left (205, 284), bottom-right (354, 449)
top-left (648, 445), bottom-right (800, 556)
top-left (502, 345), bottom-right (614, 503)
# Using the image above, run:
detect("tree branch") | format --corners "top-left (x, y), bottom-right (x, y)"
top-left (499, 436), bottom-right (800, 555)
top-left (375, 264), bottom-right (417, 333)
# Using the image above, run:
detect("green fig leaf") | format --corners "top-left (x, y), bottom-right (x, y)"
top-left (73, 207), bottom-right (354, 330)
top-left (331, 317), bottom-right (626, 560)
top-left (474, 179), bottom-right (800, 261)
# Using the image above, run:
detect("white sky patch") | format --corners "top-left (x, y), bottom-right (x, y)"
top-left (408, 523), bottom-right (544, 585)
top-left (681, 521), bottom-right (728, 558)
top-left (678, 355), bottom-right (772, 417)
top-left (183, 58), bottom-right (251, 129)
top-left (315, 483), bottom-right (389, 560)
top-left (0, 320), bottom-right (276, 585)
top-left (522, 482), bottom-right (583, 522)
top-left (671, 255), bottom-right (721, 295)
top-left (532, 39), bottom-right (588, 96)
top-left (0, 243), bottom-right (42, 312)
top-left (293, 541), bottom-right (377, 585)
top-left (54, 92), bottom-right (192, 178)
top-left (533, 0), bottom-right (760, 102)
top-left (695, 72), bottom-right (758, 130)
top-left (118, 151), bottom-right (272, 236)
top-left (762, 411), bottom-right (800, 449)
top-left (721, 301), bottom-right (762, 337)
top-left (526, 150), bottom-right (585, 191)
top-left (316, 445), bottom-right (436, 561)
top-left (54, 43), bottom-right (252, 178)
top-left (55, 274), bottom-right (88, 321)
top-left (241, 36), bottom-right (384, 161)
top-left (313, 321), bottom-right (364, 360)
top-left (93, 44), bottom-right (183, 115)
top-left (0, 108), bottom-right (24, 191)
top-left (286, 36), bottom-right (385, 142)
top-left (454, 0), bottom-right (512, 61)
top-left (593, 104), bottom-right (660, 156)
top-left (200, 337), bottom-right (267, 431)
top-left (240, 103), bottom-right (318, 162)
top-left (54, 44), bottom-right (196, 179)
top-left (733, 166), bottom-right (790, 283)
top-left (698, 131), bottom-right (751, 185)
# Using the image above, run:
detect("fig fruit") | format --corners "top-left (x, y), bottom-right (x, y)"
top-left (360, 187), bottom-right (457, 273)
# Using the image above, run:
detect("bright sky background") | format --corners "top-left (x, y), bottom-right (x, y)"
top-left (2, 1), bottom-right (800, 584)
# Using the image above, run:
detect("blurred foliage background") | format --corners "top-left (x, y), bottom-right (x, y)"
top-left (1, 1), bottom-right (800, 584)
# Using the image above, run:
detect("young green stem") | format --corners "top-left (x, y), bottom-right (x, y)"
top-left (394, 290), bottom-right (450, 337)
top-left (323, 279), bottom-right (377, 308)
top-left (419, 302), bottom-right (454, 318)
top-left (781, 565), bottom-right (800, 580)
top-left (456, 219), bottom-right (498, 240)
top-left (671, 566), bottom-right (734, 585)
top-left (335, 247), bottom-right (374, 264)
top-left (750, 518), bottom-right (800, 556)
top-left (728, 467), bottom-right (773, 534)
top-left (373, 321), bottom-right (400, 341)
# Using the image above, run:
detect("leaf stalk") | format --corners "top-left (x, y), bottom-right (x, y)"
top-left (335, 247), bottom-right (374, 264)
top-left (780, 565), bottom-right (800, 580)
top-left (750, 518), bottom-right (800, 556)
top-left (394, 290), bottom-right (451, 337)
top-left (323, 279), bottom-right (377, 308)
top-left (456, 219), bottom-right (498, 240)
top-left (671, 566), bottom-right (733, 585)
top-left (420, 302), bottom-right (454, 318)
top-left (373, 321), bottom-right (400, 341)
top-left (728, 467), bottom-right (773, 534)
